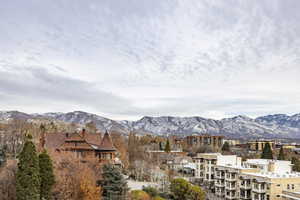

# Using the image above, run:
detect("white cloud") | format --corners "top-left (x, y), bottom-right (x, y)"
top-left (0, 0), bottom-right (300, 120)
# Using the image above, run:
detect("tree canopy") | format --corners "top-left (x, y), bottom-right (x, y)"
top-left (39, 150), bottom-right (55, 200)
top-left (278, 147), bottom-right (285, 160)
top-left (131, 190), bottom-right (151, 200)
top-left (221, 141), bottom-right (230, 152)
top-left (292, 157), bottom-right (300, 172)
top-left (16, 137), bottom-right (40, 200)
top-left (100, 164), bottom-right (128, 200)
top-left (260, 143), bottom-right (273, 159)
top-left (170, 178), bottom-right (205, 200)
top-left (164, 140), bottom-right (171, 153)
top-left (0, 147), bottom-right (6, 167)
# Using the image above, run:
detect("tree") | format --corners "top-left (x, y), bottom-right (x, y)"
top-left (39, 150), bottom-right (55, 200)
top-left (0, 147), bottom-right (6, 167)
top-left (260, 143), bottom-right (273, 159)
top-left (159, 142), bottom-right (163, 151)
top-left (131, 190), bottom-right (150, 200)
top-left (187, 185), bottom-right (206, 200)
top-left (80, 177), bottom-right (101, 200)
top-left (278, 147), bottom-right (285, 160)
top-left (170, 178), bottom-right (205, 200)
top-left (142, 186), bottom-right (158, 198)
top-left (16, 136), bottom-right (40, 200)
top-left (170, 178), bottom-right (190, 200)
top-left (0, 159), bottom-right (17, 200)
top-left (100, 164), bottom-right (128, 200)
top-left (153, 197), bottom-right (166, 200)
top-left (221, 142), bottom-right (230, 152)
top-left (292, 157), bottom-right (300, 172)
top-left (164, 140), bottom-right (171, 153)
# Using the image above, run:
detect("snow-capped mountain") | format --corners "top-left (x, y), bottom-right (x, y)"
top-left (1, 111), bottom-right (300, 138)
top-left (0, 111), bottom-right (32, 121)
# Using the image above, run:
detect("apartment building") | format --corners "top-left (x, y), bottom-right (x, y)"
top-left (193, 153), bottom-right (300, 200)
top-left (248, 140), bottom-right (275, 151)
top-left (241, 159), bottom-right (300, 200)
top-left (281, 190), bottom-right (300, 199)
top-left (186, 134), bottom-right (224, 149)
top-left (214, 157), bottom-right (260, 199)
top-left (193, 153), bottom-right (221, 188)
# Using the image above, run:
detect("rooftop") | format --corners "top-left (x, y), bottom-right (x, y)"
top-left (245, 159), bottom-right (292, 165)
top-left (243, 171), bottom-right (300, 179)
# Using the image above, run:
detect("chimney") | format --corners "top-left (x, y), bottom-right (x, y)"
top-left (82, 129), bottom-right (86, 138)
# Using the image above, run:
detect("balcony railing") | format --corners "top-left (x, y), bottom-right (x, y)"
top-left (225, 192), bottom-right (237, 199)
top-left (215, 181), bottom-right (225, 187)
top-left (215, 173), bottom-right (225, 179)
top-left (225, 175), bottom-right (237, 181)
top-left (252, 185), bottom-right (266, 193)
top-left (240, 194), bottom-right (251, 200)
top-left (225, 184), bottom-right (236, 190)
top-left (240, 183), bottom-right (252, 190)
top-left (215, 189), bottom-right (225, 197)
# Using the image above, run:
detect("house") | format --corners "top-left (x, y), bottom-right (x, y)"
top-left (43, 129), bottom-right (119, 165)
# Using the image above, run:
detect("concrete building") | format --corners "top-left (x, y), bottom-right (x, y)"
top-left (186, 134), bottom-right (224, 149)
top-left (214, 156), bottom-right (260, 199)
top-left (193, 153), bottom-right (221, 188)
top-left (193, 153), bottom-right (300, 200)
top-left (248, 140), bottom-right (275, 151)
top-left (281, 190), bottom-right (300, 199)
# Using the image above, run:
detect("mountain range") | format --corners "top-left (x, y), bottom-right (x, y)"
top-left (1, 111), bottom-right (300, 139)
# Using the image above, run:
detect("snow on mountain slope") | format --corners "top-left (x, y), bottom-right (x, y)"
top-left (1, 110), bottom-right (300, 138)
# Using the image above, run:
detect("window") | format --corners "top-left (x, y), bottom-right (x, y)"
top-left (287, 184), bottom-right (290, 189)
top-left (277, 184), bottom-right (281, 187)
top-left (292, 184), bottom-right (295, 189)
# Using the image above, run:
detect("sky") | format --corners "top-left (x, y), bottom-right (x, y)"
top-left (0, 0), bottom-right (300, 120)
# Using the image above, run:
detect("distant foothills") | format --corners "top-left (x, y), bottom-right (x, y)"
top-left (0, 110), bottom-right (300, 139)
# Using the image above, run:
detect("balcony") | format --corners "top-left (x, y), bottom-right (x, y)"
top-left (225, 183), bottom-right (237, 190)
top-left (240, 183), bottom-right (251, 190)
top-left (215, 181), bottom-right (225, 187)
top-left (215, 172), bottom-right (225, 179)
top-left (240, 195), bottom-right (251, 200)
top-left (215, 189), bottom-right (225, 197)
top-left (225, 192), bottom-right (237, 199)
top-left (252, 193), bottom-right (266, 200)
top-left (252, 185), bottom-right (266, 193)
top-left (225, 174), bottom-right (237, 181)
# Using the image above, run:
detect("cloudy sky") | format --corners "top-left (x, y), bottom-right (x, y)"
top-left (1, 0), bottom-right (300, 120)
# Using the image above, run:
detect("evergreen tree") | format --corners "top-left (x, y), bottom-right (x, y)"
top-left (39, 150), bottom-right (55, 200)
top-left (0, 147), bottom-right (6, 167)
top-left (260, 142), bottom-right (273, 159)
top-left (278, 147), bottom-right (285, 160)
top-left (16, 136), bottom-right (40, 200)
top-left (164, 140), bottom-right (171, 153)
top-left (159, 142), bottom-right (163, 151)
top-left (101, 164), bottom-right (128, 200)
top-left (292, 157), bottom-right (300, 172)
top-left (221, 141), bottom-right (230, 152)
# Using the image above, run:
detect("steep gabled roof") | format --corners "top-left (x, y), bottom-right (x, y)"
top-left (99, 131), bottom-right (116, 151)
